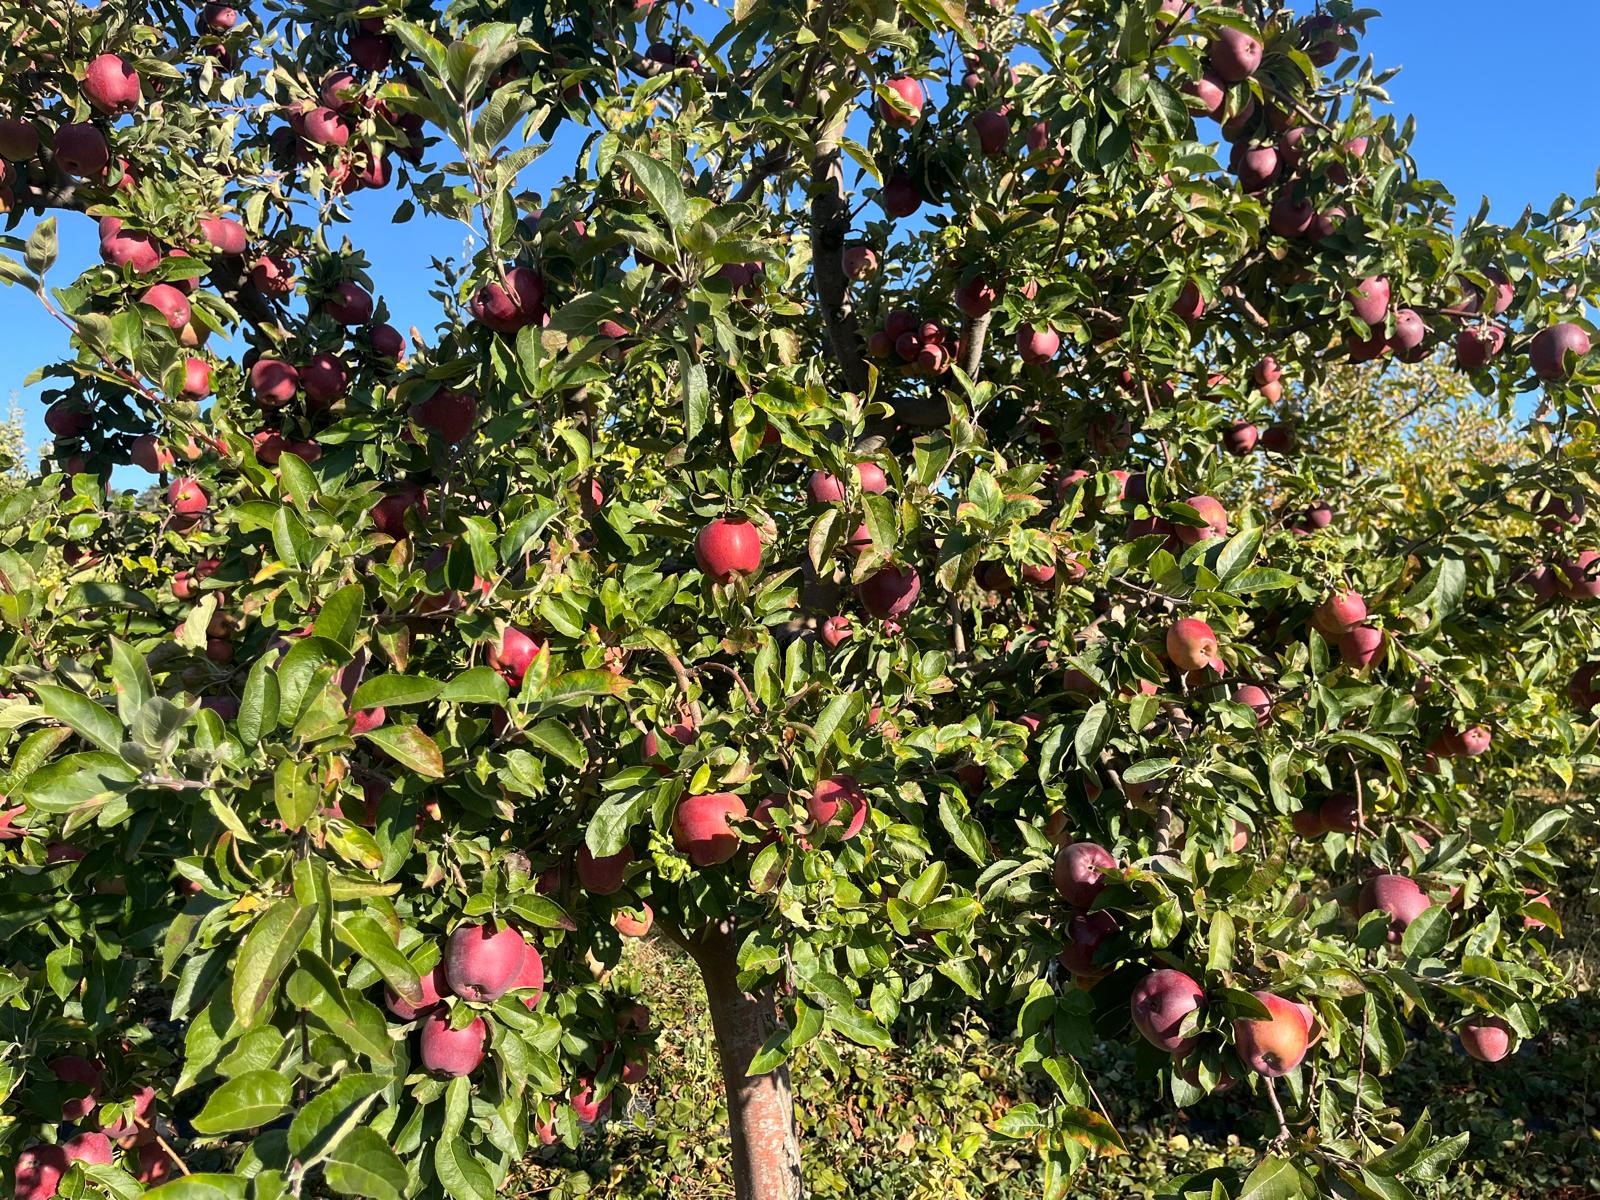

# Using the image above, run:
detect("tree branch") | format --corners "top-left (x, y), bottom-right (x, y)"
top-left (809, 96), bottom-right (868, 396)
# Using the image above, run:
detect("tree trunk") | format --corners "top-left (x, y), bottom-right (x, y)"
top-left (687, 926), bottom-right (803, 1200)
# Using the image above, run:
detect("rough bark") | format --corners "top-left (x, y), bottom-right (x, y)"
top-left (686, 925), bottom-right (803, 1200)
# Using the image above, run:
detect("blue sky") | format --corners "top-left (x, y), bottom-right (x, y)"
top-left (5, 2), bottom-right (1598, 460)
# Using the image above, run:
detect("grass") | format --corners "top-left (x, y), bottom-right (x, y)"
top-left (513, 870), bottom-right (1600, 1200)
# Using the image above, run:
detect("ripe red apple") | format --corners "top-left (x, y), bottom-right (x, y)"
top-left (1207, 26), bottom-right (1262, 82)
top-left (302, 105), bottom-right (351, 147)
top-left (841, 245), bottom-right (877, 280)
top-left (695, 516), bottom-right (762, 583)
top-left (1173, 280), bottom-right (1206, 323)
top-left (511, 943), bottom-right (545, 1009)
top-left (1182, 69), bottom-right (1227, 120)
top-left (419, 1012), bottom-right (487, 1076)
top-left (100, 220), bottom-right (160, 272)
top-left (410, 388), bottom-right (478, 443)
top-left (577, 845), bottom-right (634, 894)
top-left (880, 173), bottom-right (922, 219)
top-left (198, 215), bottom-right (248, 256)
top-left (45, 399), bottom-right (92, 439)
top-left (1390, 308), bottom-right (1428, 356)
top-left (488, 626), bottom-right (544, 686)
top-left (1312, 589), bottom-right (1367, 636)
top-left (168, 476), bottom-right (208, 515)
top-left (385, 963), bottom-right (450, 1020)
top-left (1052, 841), bottom-right (1114, 908)
top-left (1529, 321), bottom-right (1591, 381)
top-left (444, 922), bottom-right (528, 1001)
top-left (1222, 422), bottom-right (1258, 454)
top-left (301, 353), bottom-right (348, 405)
top-left (808, 774), bottom-right (868, 840)
top-left (1291, 806), bottom-right (1325, 838)
top-left (470, 266), bottom-right (546, 333)
top-left (50, 1055), bottom-right (104, 1121)
top-left (1166, 618), bottom-right (1223, 673)
top-left (1350, 275), bottom-right (1390, 326)
top-left (62, 1132), bottom-right (112, 1167)
top-left (13, 1144), bottom-right (68, 1200)
top-left (955, 274), bottom-right (998, 317)
top-left (971, 108), bottom-right (1009, 155)
top-left (324, 280), bottom-right (374, 324)
top-left (1268, 188), bottom-right (1314, 238)
top-left (859, 564), bottom-right (920, 618)
top-left (1339, 624), bottom-right (1385, 669)
top-left (613, 903), bottom-right (653, 938)
top-left (1017, 324), bottom-right (1060, 364)
top-left (877, 76), bottom-right (925, 128)
top-left (1233, 990), bottom-right (1310, 1077)
top-left (1455, 325), bottom-right (1505, 371)
top-left (84, 54), bottom-right (142, 115)
top-left (370, 322), bottom-right (406, 359)
top-left (1358, 873), bottom-right (1432, 942)
top-left (250, 253), bottom-right (295, 297)
top-left (1230, 143), bottom-right (1279, 191)
top-left (370, 485), bottom-right (425, 539)
top-left (821, 615), bottom-right (852, 648)
top-left (672, 792), bottom-right (748, 865)
top-left (181, 357), bottom-right (212, 399)
top-left (0, 118), bottom-right (39, 162)
top-left (1056, 909), bottom-right (1118, 976)
top-left (130, 435), bottom-right (174, 475)
top-left (1130, 969), bottom-right (1205, 1054)
top-left (1457, 1015), bottom-right (1514, 1063)
top-left (1556, 551), bottom-right (1600, 601)
top-left (54, 124), bottom-right (111, 178)
top-left (1175, 495), bottom-right (1227, 545)
top-left (249, 358), bottom-right (299, 407)
top-left (1234, 684), bottom-right (1272, 726)
top-left (142, 284), bottom-right (193, 331)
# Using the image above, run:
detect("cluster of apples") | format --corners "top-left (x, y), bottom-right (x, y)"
top-left (13, 1056), bottom-right (169, 1199)
top-left (270, 35), bottom-right (423, 195)
top-left (383, 922), bottom-right (545, 1077)
top-left (865, 308), bottom-right (961, 377)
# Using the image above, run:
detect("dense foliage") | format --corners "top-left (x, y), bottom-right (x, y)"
top-left (1, 1), bottom-right (1597, 1199)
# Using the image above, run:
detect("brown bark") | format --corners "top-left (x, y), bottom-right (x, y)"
top-left (809, 101), bottom-right (869, 398)
top-left (685, 924), bottom-right (803, 1200)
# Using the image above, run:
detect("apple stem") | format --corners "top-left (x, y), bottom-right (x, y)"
top-left (1265, 1075), bottom-right (1291, 1147)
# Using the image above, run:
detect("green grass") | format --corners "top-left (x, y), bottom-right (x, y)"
top-left (514, 880), bottom-right (1600, 1200)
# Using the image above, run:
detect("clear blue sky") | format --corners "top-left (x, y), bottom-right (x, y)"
top-left (6, 2), bottom-right (1598, 461)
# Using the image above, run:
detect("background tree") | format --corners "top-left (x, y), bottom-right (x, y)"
top-left (0, 2), bottom-right (1596, 1200)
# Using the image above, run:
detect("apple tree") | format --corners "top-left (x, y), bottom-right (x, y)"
top-left (0, 1), bottom-right (1596, 1199)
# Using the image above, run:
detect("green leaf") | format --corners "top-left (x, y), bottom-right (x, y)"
top-left (1073, 702), bottom-right (1110, 765)
top-left (232, 899), bottom-right (315, 1026)
top-left (439, 667), bottom-right (509, 704)
top-left (1400, 902), bottom-right (1450, 960)
top-left (433, 1138), bottom-right (495, 1200)
top-left (273, 759), bottom-right (317, 831)
top-left (1215, 524), bottom-right (1262, 583)
top-left (239, 657), bottom-right (280, 745)
top-left (143, 1176), bottom-right (249, 1200)
top-left (278, 452), bottom-right (317, 516)
top-left (314, 585), bottom-right (366, 651)
top-left (34, 684), bottom-right (124, 755)
top-left (16, 752), bottom-right (137, 813)
top-left (190, 1070), bottom-right (292, 1134)
top-left (334, 915), bottom-right (421, 1003)
top-left (287, 1072), bottom-right (387, 1163)
top-left (617, 149), bottom-right (688, 232)
top-left (1237, 1155), bottom-right (1309, 1200)
top-left (350, 674), bottom-right (443, 710)
top-left (25, 216), bottom-right (57, 275)
top-left (526, 719), bottom-right (588, 770)
top-left (937, 794), bottom-right (990, 866)
top-left (361, 724), bottom-right (445, 778)
top-left (323, 1126), bottom-right (408, 1200)
top-left (108, 639), bottom-right (154, 726)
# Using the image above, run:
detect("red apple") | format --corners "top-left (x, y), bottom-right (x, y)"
top-left (418, 1012), bottom-right (487, 1076)
top-left (385, 963), bottom-right (450, 1020)
top-left (807, 774), bottom-right (868, 840)
top-left (488, 626), bottom-right (544, 686)
top-left (1357, 873), bottom-right (1432, 942)
top-left (1233, 990), bottom-right (1310, 1077)
top-left (1529, 322), bottom-right (1591, 381)
top-left (695, 517), bottom-right (762, 583)
top-left (1130, 968), bottom-right (1205, 1054)
top-left (577, 845), bottom-right (634, 895)
top-left (84, 54), bottom-right (142, 115)
top-left (672, 792), bottom-right (748, 865)
top-left (859, 564), bottom-right (920, 618)
top-left (1458, 1015), bottom-right (1514, 1063)
top-left (444, 921), bottom-right (528, 1001)
top-left (1166, 618), bottom-right (1223, 673)
top-left (876, 76), bottom-right (925, 128)
top-left (168, 477), bottom-right (208, 515)
top-left (1052, 841), bottom-right (1115, 908)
